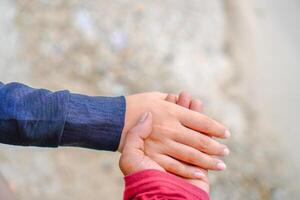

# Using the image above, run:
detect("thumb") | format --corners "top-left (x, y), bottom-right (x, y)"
top-left (132, 112), bottom-right (153, 139)
top-left (123, 112), bottom-right (153, 152)
top-left (120, 112), bottom-right (154, 175)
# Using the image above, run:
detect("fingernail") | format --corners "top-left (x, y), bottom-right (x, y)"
top-left (139, 112), bottom-right (149, 123)
top-left (223, 148), bottom-right (230, 156)
top-left (224, 130), bottom-right (231, 138)
top-left (194, 172), bottom-right (205, 179)
top-left (217, 162), bottom-right (227, 170)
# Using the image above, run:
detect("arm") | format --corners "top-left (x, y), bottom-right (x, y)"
top-left (0, 82), bottom-right (125, 151)
top-left (1, 81), bottom-right (229, 180)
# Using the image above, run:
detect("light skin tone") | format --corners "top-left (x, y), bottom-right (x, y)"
top-left (165, 92), bottom-right (209, 192)
top-left (120, 92), bottom-right (217, 193)
top-left (119, 111), bottom-right (209, 193)
top-left (119, 92), bottom-right (230, 180)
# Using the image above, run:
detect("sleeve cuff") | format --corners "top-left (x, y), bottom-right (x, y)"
top-left (124, 169), bottom-right (210, 200)
top-left (59, 93), bottom-right (126, 151)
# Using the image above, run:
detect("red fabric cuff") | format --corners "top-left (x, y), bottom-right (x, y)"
top-left (124, 169), bottom-right (209, 200)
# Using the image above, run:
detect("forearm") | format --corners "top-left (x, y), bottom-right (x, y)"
top-left (0, 82), bottom-right (126, 151)
top-left (124, 170), bottom-right (209, 200)
top-left (0, 82), bottom-right (69, 147)
top-left (61, 93), bottom-right (125, 151)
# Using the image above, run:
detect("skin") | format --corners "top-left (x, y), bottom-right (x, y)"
top-left (119, 92), bottom-right (230, 179)
top-left (165, 92), bottom-right (209, 192)
top-left (119, 112), bottom-right (209, 193)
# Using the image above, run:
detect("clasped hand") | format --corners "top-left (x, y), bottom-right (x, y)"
top-left (119, 92), bottom-right (230, 193)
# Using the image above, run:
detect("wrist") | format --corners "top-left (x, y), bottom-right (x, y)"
top-left (118, 92), bottom-right (168, 152)
top-left (118, 95), bottom-right (140, 152)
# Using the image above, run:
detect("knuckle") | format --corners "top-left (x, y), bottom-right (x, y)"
top-left (206, 119), bottom-right (215, 129)
top-left (211, 158), bottom-right (220, 168)
top-left (153, 124), bottom-right (178, 137)
top-left (151, 125), bottom-right (165, 140)
top-left (200, 136), bottom-right (211, 150)
top-left (204, 119), bottom-right (221, 134)
top-left (200, 155), bottom-right (214, 169)
top-left (145, 141), bottom-right (161, 156)
top-left (200, 117), bottom-right (213, 131)
top-left (166, 161), bottom-right (181, 172)
top-left (186, 149), bottom-right (199, 163)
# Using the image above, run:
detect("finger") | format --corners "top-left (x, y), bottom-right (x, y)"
top-left (174, 126), bottom-right (230, 156)
top-left (186, 97), bottom-right (210, 193)
top-left (176, 107), bottom-right (230, 138)
top-left (178, 94), bottom-right (227, 155)
top-left (152, 154), bottom-right (209, 180)
top-left (186, 179), bottom-right (209, 193)
top-left (190, 99), bottom-right (203, 113)
top-left (177, 91), bottom-right (192, 108)
top-left (165, 93), bottom-right (178, 104)
top-left (165, 140), bottom-right (227, 171)
top-left (188, 96), bottom-right (228, 156)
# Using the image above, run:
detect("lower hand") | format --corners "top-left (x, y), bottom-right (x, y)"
top-left (119, 111), bottom-right (209, 193)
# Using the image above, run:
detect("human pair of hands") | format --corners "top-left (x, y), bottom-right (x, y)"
top-left (118, 92), bottom-right (230, 193)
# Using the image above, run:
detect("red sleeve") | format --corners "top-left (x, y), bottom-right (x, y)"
top-left (123, 169), bottom-right (209, 200)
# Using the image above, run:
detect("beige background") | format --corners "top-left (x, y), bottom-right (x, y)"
top-left (0, 0), bottom-right (299, 199)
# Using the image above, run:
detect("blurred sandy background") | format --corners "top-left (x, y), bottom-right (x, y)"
top-left (0, 0), bottom-right (299, 199)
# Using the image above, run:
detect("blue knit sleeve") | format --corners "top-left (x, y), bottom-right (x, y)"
top-left (0, 82), bottom-right (69, 147)
top-left (60, 93), bottom-right (126, 151)
top-left (0, 82), bottom-right (126, 151)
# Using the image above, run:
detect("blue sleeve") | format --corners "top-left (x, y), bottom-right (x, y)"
top-left (0, 82), bottom-right (126, 151)
top-left (61, 93), bottom-right (126, 151)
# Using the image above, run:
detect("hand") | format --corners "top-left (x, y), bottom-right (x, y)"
top-left (119, 112), bottom-right (163, 175)
top-left (119, 92), bottom-right (230, 179)
top-left (164, 92), bottom-right (210, 192)
top-left (119, 111), bottom-right (209, 193)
